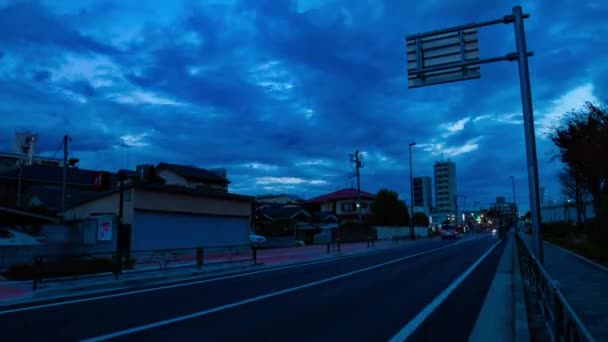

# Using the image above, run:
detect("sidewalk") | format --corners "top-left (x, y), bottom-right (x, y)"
top-left (470, 230), bottom-right (530, 342)
top-left (520, 233), bottom-right (608, 340)
top-left (0, 238), bottom-right (416, 305)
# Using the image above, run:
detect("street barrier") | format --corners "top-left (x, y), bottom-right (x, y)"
top-left (28, 244), bottom-right (254, 290)
top-left (515, 233), bottom-right (595, 342)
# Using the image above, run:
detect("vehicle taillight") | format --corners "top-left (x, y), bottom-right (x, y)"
top-left (440, 229), bottom-right (443, 234)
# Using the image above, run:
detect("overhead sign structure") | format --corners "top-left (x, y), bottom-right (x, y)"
top-left (407, 29), bottom-right (480, 88)
top-left (405, 6), bottom-right (545, 266)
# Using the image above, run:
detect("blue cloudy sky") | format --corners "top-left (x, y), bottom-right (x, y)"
top-left (1, 0), bottom-right (606, 211)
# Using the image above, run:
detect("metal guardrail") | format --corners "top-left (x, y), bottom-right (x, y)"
top-left (515, 233), bottom-right (595, 342)
top-left (27, 244), bottom-right (256, 290)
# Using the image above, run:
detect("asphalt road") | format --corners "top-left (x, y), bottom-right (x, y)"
top-left (0, 234), bottom-right (505, 342)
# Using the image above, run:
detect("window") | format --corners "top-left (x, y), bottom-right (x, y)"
top-left (341, 202), bottom-right (355, 212)
top-left (124, 190), bottom-right (132, 202)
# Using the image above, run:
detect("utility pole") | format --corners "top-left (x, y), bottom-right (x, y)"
top-left (409, 142), bottom-right (416, 240)
top-left (509, 176), bottom-right (517, 224)
top-left (61, 135), bottom-right (70, 220)
top-left (350, 150), bottom-right (363, 224)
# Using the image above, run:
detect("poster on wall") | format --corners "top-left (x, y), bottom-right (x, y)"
top-left (97, 218), bottom-right (113, 241)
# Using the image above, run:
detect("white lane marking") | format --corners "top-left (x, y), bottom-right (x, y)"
top-left (0, 239), bottom-right (475, 315)
top-left (79, 240), bottom-right (484, 342)
top-left (388, 239), bottom-right (502, 342)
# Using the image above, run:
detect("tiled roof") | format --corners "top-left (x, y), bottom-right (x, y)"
top-left (261, 204), bottom-right (310, 220)
top-left (306, 188), bottom-right (375, 203)
top-left (28, 185), bottom-right (100, 211)
top-left (0, 164), bottom-right (104, 187)
top-left (156, 163), bottom-right (230, 184)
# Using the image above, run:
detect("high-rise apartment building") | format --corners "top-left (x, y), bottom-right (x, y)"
top-left (434, 161), bottom-right (457, 213)
top-left (413, 176), bottom-right (433, 210)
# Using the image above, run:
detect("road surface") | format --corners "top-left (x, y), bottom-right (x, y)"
top-left (0, 234), bottom-right (504, 341)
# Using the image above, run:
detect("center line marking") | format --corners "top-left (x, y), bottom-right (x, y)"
top-left (80, 239), bottom-right (486, 342)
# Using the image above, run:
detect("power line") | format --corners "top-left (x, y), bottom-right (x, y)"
top-left (51, 138), bottom-right (64, 159)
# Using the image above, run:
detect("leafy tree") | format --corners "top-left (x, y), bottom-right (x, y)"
top-left (412, 212), bottom-right (430, 226)
top-left (371, 189), bottom-right (409, 226)
top-left (559, 167), bottom-right (590, 230)
top-left (550, 102), bottom-right (608, 222)
top-left (524, 211), bottom-right (531, 220)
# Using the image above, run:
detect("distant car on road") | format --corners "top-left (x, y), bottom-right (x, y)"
top-left (250, 234), bottom-right (267, 248)
top-left (440, 225), bottom-right (459, 240)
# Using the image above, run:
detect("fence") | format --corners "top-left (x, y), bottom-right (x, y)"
top-left (0, 244), bottom-right (256, 290)
top-left (515, 233), bottom-right (594, 341)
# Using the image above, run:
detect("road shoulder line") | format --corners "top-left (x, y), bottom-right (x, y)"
top-left (388, 239), bottom-right (502, 342)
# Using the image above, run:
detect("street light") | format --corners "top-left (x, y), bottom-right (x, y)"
top-left (509, 176), bottom-right (517, 224)
top-left (409, 142), bottom-right (416, 240)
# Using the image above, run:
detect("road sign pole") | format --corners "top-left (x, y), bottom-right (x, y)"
top-left (512, 6), bottom-right (544, 264)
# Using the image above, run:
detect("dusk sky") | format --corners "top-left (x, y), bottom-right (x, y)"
top-left (1, 0), bottom-right (606, 211)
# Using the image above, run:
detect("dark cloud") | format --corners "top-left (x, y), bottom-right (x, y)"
top-left (0, 1), bottom-right (118, 55)
top-left (0, 0), bottom-right (603, 208)
top-left (33, 69), bottom-right (52, 82)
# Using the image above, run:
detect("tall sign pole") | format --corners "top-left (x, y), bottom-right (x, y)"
top-left (512, 6), bottom-right (543, 263)
top-left (409, 142), bottom-right (416, 240)
top-left (405, 5), bottom-right (543, 264)
top-left (61, 135), bottom-right (69, 219)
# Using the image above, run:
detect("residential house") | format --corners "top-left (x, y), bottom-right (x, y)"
top-left (305, 188), bottom-right (375, 222)
top-left (154, 162), bottom-right (229, 192)
top-left (63, 163), bottom-right (253, 252)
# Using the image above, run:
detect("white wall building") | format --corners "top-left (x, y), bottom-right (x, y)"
top-left (434, 161), bottom-right (457, 213)
top-left (413, 176), bottom-right (433, 211)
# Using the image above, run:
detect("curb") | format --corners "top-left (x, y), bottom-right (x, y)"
top-left (0, 239), bottom-right (434, 306)
top-left (513, 233), bottom-right (531, 342)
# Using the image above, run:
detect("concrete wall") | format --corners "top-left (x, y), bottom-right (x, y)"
top-left (134, 189), bottom-right (251, 218)
top-left (542, 201), bottom-right (595, 223)
top-left (375, 226), bottom-right (429, 239)
top-left (63, 190), bottom-right (134, 224)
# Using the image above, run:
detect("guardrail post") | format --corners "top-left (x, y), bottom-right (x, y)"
top-left (327, 241), bottom-right (330, 255)
top-left (115, 250), bottom-right (122, 280)
top-left (252, 245), bottom-right (257, 264)
top-left (337, 238), bottom-right (341, 252)
top-left (33, 255), bottom-right (42, 291)
top-left (553, 283), bottom-right (563, 340)
top-left (197, 248), bottom-right (203, 269)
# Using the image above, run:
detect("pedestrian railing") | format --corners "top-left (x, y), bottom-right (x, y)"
top-left (27, 244), bottom-right (256, 291)
top-left (515, 233), bottom-right (595, 342)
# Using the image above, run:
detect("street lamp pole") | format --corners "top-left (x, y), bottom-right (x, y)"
top-left (409, 142), bottom-right (416, 240)
top-left (509, 176), bottom-right (517, 224)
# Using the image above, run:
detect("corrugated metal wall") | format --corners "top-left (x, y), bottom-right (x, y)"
top-left (132, 210), bottom-right (249, 250)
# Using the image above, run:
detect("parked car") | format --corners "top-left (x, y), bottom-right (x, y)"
top-left (0, 228), bottom-right (40, 246)
top-left (439, 225), bottom-right (459, 240)
top-left (250, 234), bottom-right (267, 247)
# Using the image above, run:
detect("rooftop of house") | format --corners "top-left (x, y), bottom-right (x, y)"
top-left (156, 162), bottom-right (230, 185)
top-left (306, 188), bottom-right (375, 203)
top-left (260, 204), bottom-right (310, 220)
top-left (0, 164), bottom-right (103, 187)
top-left (67, 183), bottom-right (252, 209)
top-left (28, 185), bottom-right (100, 210)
